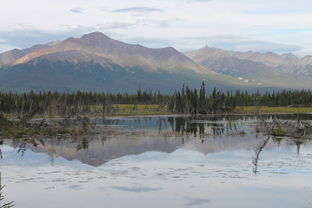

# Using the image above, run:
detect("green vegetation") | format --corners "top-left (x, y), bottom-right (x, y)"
top-left (0, 83), bottom-right (311, 139)
top-left (237, 106), bottom-right (312, 114)
top-left (168, 83), bottom-right (236, 114)
top-left (0, 83), bottom-right (311, 119)
top-left (169, 83), bottom-right (312, 114)
top-left (96, 104), bottom-right (170, 116)
top-left (0, 114), bottom-right (100, 139)
top-left (271, 127), bottom-right (286, 137)
top-left (239, 130), bottom-right (246, 136)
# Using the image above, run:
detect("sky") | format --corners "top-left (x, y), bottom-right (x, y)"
top-left (1, 0), bottom-right (312, 56)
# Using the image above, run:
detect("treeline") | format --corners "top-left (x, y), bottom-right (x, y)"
top-left (0, 90), bottom-right (169, 119)
top-left (168, 83), bottom-right (236, 114)
top-left (169, 83), bottom-right (312, 114)
top-left (233, 90), bottom-right (312, 106)
top-left (0, 83), bottom-right (312, 118)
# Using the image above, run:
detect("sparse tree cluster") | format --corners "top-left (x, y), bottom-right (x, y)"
top-left (168, 83), bottom-right (312, 114)
top-left (168, 83), bottom-right (236, 114)
top-left (232, 89), bottom-right (312, 106)
top-left (0, 90), bottom-right (169, 119)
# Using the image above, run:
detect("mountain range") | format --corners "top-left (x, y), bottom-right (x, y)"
top-left (185, 46), bottom-right (312, 87)
top-left (0, 32), bottom-right (311, 92)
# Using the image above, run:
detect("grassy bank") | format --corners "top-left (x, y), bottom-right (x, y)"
top-left (2, 104), bottom-right (171, 119)
top-left (2, 105), bottom-right (312, 119)
top-left (237, 106), bottom-right (312, 114)
top-left (91, 104), bottom-right (171, 117)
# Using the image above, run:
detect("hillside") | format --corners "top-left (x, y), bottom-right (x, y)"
top-left (185, 46), bottom-right (312, 88)
top-left (0, 32), bottom-right (251, 93)
top-left (0, 32), bottom-right (311, 92)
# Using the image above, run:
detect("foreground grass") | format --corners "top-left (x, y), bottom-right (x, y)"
top-left (237, 106), bottom-right (312, 114)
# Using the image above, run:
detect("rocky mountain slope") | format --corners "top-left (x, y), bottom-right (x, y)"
top-left (0, 32), bottom-right (311, 92)
top-left (185, 46), bottom-right (312, 87)
top-left (0, 32), bottom-right (249, 92)
top-left (185, 46), bottom-right (312, 77)
top-left (0, 32), bottom-right (208, 74)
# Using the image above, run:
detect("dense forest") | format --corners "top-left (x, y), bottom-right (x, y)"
top-left (0, 82), bottom-right (312, 117)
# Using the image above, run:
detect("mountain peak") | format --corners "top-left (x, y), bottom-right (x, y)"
top-left (0, 31), bottom-right (209, 74)
top-left (281, 52), bottom-right (298, 60)
top-left (81, 31), bottom-right (111, 40)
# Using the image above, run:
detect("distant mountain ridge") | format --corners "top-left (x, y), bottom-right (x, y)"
top-left (0, 32), bottom-right (250, 92)
top-left (0, 32), bottom-right (311, 92)
top-left (185, 46), bottom-right (312, 78)
top-left (0, 32), bottom-right (208, 74)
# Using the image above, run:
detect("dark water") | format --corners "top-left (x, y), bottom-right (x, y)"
top-left (1, 114), bottom-right (312, 208)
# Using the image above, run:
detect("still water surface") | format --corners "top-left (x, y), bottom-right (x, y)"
top-left (1, 114), bottom-right (312, 208)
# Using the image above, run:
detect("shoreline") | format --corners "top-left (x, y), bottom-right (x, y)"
top-left (1, 108), bottom-right (312, 140)
top-left (2, 110), bottom-right (312, 121)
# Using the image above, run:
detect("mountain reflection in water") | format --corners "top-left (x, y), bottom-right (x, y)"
top-left (1, 115), bottom-right (312, 208)
top-left (2, 115), bottom-right (311, 167)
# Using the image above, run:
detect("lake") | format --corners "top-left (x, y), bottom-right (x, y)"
top-left (1, 114), bottom-right (312, 208)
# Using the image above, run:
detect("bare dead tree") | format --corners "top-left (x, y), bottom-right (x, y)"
top-left (252, 135), bottom-right (271, 174)
top-left (252, 112), bottom-right (280, 174)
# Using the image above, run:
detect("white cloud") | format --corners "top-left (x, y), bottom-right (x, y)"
top-left (0, 43), bottom-right (19, 52)
top-left (70, 7), bottom-right (85, 14)
top-left (0, 0), bottom-right (312, 55)
top-left (113, 7), bottom-right (163, 13)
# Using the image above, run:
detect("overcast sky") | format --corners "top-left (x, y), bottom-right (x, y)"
top-left (1, 0), bottom-right (312, 55)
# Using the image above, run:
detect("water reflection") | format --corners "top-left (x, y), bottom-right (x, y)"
top-left (1, 115), bottom-right (312, 208)
top-left (1, 115), bottom-right (311, 170)
top-left (0, 173), bottom-right (14, 208)
top-left (102, 114), bottom-right (312, 138)
top-left (252, 136), bottom-right (271, 174)
top-left (101, 116), bottom-right (245, 138)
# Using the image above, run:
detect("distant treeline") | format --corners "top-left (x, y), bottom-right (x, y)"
top-left (0, 89), bottom-right (169, 119)
top-left (169, 83), bottom-right (312, 114)
top-left (0, 83), bottom-right (311, 117)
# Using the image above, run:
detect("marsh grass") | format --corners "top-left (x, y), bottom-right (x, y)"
top-left (271, 127), bottom-right (286, 137)
top-left (237, 106), bottom-right (312, 114)
top-left (91, 104), bottom-right (171, 117)
top-left (2, 104), bottom-right (171, 119)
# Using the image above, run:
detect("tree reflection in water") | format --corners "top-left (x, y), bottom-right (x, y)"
top-left (166, 116), bottom-right (236, 138)
top-left (0, 142), bottom-right (11, 207)
top-left (252, 136), bottom-right (271, 174)
top-left (0, 140), bottom-right (2, 159)
top-left (2, 115), bottom-right (310, 173)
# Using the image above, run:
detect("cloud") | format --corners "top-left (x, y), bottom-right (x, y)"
top-left (179, 35), bottom-right (302, 53)
top-left (185, 198), bottom-right (210, 206)
top-left (189, 0), bottom-right (213, 2)
top-left (0, 0), bottom-right (311, 55)
top-left (0, 28), bottom-right (92, 51)
top-left (0, 28), bottom-right (303, 56)
top-left (123, 36), bottom-right (171, 48)
top-left (111, 186), bottom-right (161, 192)
top-left (0, 43), bottom-right (19, 53)
top-left (113, 7), bottom-right (163, 13)
top-left (98, 22), bottom-right (136, 30)
top-left (0, 38), bottom-right (8, 44)
top-left (70, 7), bottom-right (85, 14)
top-left (204, 35), bottom-right (302, 53)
